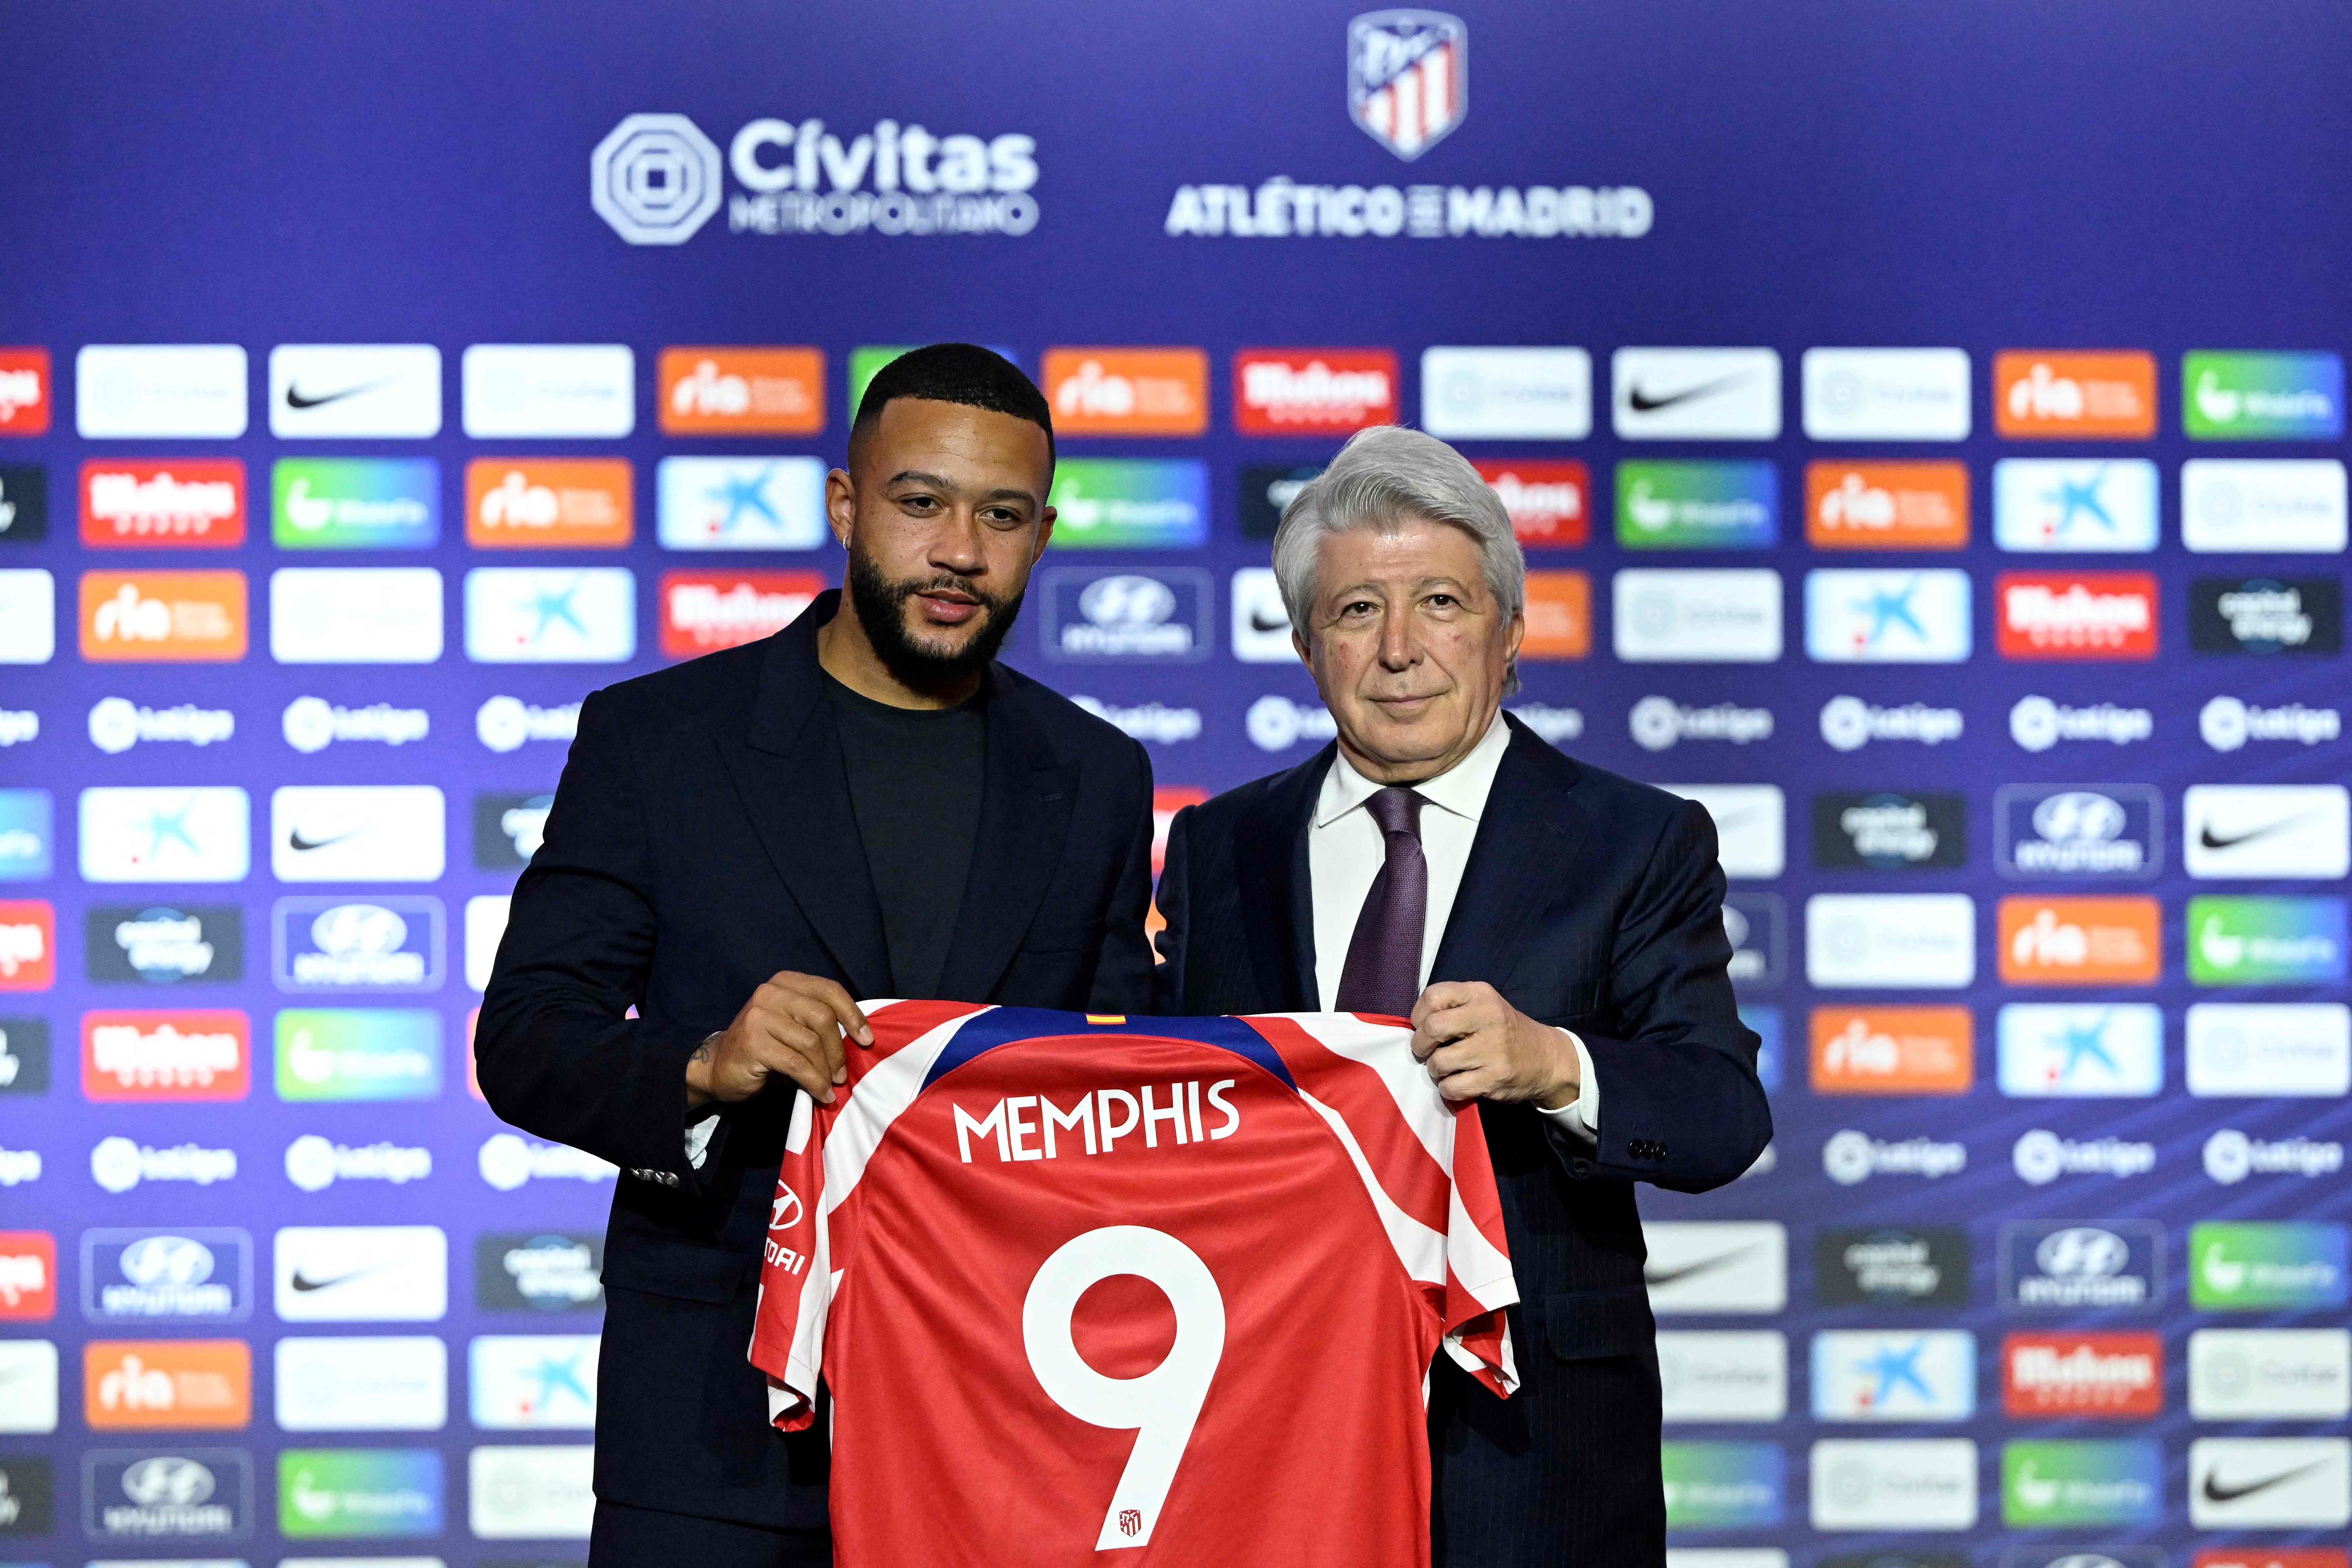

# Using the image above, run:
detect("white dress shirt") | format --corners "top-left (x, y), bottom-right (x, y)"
top-left (1308, 712), bottom-right (1600, 1136)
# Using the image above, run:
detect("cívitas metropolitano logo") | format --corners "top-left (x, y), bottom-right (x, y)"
top-left (592, 112), bottom-right (1040, 245)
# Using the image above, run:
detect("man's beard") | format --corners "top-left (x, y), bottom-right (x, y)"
top-left (845, 547), bottom-right (1026, 690)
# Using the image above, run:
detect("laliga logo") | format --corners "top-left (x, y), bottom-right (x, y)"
top-left (592, 113), bottom-right (725, 245)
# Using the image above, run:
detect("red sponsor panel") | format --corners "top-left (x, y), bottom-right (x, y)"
top-left (2197, 1553), bottom-right (2348, 1568)
top-left (0, 1231), bottom-right (57, 1319)
top-left (1997, 571), bottom-right (2159, 659)
top-left (0, 348), bottom-right (52, 434)
top-left (1473, 459), bottom-right (1590, 547)
top-left (659, 570), bottom-right (827, 658)
top-left (1233, 349), bottom-right (1399, 435)
top-left (81, 1009), bottom-right (251, 1100)
top-left (80, 459), bottom-right (247, 547)
top-left (1146, 787), bottom-right (1210, 939)
top-left (0, 900), bottom-right (55, 991)
top-left (2002, 1331), bottom-right (2163, 1416)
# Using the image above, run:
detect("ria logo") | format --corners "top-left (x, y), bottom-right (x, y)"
top-left (592, 113), bottom-right (725, 244)
top-left (1348, 10), bottom-right (1467, 160)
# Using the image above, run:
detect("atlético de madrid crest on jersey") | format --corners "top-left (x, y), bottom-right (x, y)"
top-left (1347, 9), bottom-right (1468, 160)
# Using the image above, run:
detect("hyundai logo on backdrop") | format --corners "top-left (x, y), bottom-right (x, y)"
top-left (1042, 569), bottom-right (1211, 661)
top-left (1996, 785), bottom-right (2159, 878)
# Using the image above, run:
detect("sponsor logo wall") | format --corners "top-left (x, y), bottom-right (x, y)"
top-left (1, 6), bottom-right (2348, 1565)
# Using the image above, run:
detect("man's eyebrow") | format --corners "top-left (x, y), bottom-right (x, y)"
top-left (882, 473), bottom-right (1040, 507)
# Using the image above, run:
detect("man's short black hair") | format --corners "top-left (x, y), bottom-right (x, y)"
top-left (850, 342), bottom-right (1055, 467)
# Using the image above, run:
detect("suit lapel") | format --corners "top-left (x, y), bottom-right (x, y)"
top-left (720, 594), bottom-right (894, 999)
top-left (1429, 717), bottom-right (1595, 990)
top-left (1234, 744), bottom-right (1328, 1011)
top-left (933, 673), bottom-right (1079, 1004)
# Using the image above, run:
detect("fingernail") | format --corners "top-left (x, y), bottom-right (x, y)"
top-left (821, 1088), bottom-right (836, 1104)
top-left (833, 1068), bottom-right (848, 1083)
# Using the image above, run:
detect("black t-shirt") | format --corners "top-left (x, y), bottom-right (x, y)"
top-left (823, 671), bottom-right (988, 999)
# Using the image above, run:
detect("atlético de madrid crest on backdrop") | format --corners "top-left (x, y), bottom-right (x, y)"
top-left (1348, 10), bottom-right (1468, 160)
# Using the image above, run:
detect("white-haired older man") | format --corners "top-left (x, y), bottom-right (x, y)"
top-left (1155, 425), bottom-right (1770, 1568)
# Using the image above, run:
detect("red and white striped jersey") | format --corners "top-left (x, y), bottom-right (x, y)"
top-left (748, 1002), bottom-right (1519, 1566)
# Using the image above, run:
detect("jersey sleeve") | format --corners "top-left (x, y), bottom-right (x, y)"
top-left (1245, 1012), bottom-right (1521, 1398)
top-left (746, 997), bottom-right (998, 1431)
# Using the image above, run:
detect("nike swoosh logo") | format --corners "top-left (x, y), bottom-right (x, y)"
top-left (1644, 1247), bottom-right (1751, 1288)
top-left (1625, 371), bottom-right (1756, 414)
top-left (290, 1264), bottom-right (378, 1292)
top-left (2200, 1459), bottom-right (2326, 1503)
top-left (1249, 610), bottom-right (1289, 633)
top-left (284, 375), bottom-right (396, 410)
top-left (287, 827), bottom-right (367, 853)
top-left (2198, 811), bottom-right (2314, 851)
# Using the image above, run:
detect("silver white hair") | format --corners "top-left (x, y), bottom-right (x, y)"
top-left (1271, 425), bottom-right (1526, 683)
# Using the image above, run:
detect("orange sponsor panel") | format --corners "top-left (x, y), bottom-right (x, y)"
top-left (79, 570), bottom-right (248, 661)
top-left (465, 459), bottom-right (633, 547)
top-left (1809, 1006), bottom-right (1974, 1094)
top-left (1041, 348), bottom-right (1210, 436)
top-left (658, 347), bottom-right (825, 435)
top-left (2196, 1552), bottom-right (2348, 1568)
top-left (1994, 351), bottom-right (2158, 438)
top-left (1804, 461), bottom-right (1969, 549)
top-left (84, 1338), bottom-right (252, 1429)
top-left (1147, 786), bottom-right (1210, 939)
top-left (1520, 571), bottom-right (1591, 659)
top-left (1999, 896), bottom-right (2162, 985)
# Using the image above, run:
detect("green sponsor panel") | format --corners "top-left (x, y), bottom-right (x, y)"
top-left (2002, 1440), bottom-right (2162, 1526)
top-left (2190, 1221), bottom-right (2350, 1309)
top-left (275, 1008), bottom-right (443, 1100)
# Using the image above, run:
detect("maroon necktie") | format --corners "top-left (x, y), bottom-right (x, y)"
top-left (1334, 786), bottom-right (1427, 1018)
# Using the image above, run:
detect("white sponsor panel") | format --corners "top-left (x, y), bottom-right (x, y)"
top-left (274, 1335), bottom-right (449, 1431)
top-left (1643, 1221), bottom-right (1787, 1314)
top-left (1612, 570), bottom-right (1783, 663)
top-left (2186, 1004), bottom-right (2351, 1097)
top-left (1806, 894), bottom-right (1976, 988)
top-left (1993, 459), bottom-right (2160, 552)
top-left (1612, 348), bottom-right (1782, 440)
top-left (269, 344), bottom-right (444, 438)
top-left (1996, 1005), bottom-right (2165, 1097)
top-left (1809, 1438), bottom-right (1978, 1530)
top-left (1658, 785), bottom-right (1785, 879)
top-left (1804, 569), bottom-right (1972, 662)
top-left (78, 787), bottom-right (251, 883)
top-left (1229, 568), bottom-right (1297, 662)
top-left (1658, 1331), bottom-right (1787, 1422)
top-left (273, 1225), bottom-right (448, 1322)
top-left (2181, 459), bottom-right (2349, 553)
top-left (1419, 347), bottom-right (1592, 439)
top-left (1801, 348), bottom-right (1971, 441)
top-left (1812, 1330), bottom-right (1975, 1421)
top-left (2184, 785), bottom-right (2351, 880)
top-left (469, 1334), bottom-right (601, 1429)
top-left (2188, 1436), bottom-right (2350, 1528)
top-left (0, 569), bottom-right (55, 663)
top-left (466, 895), bottom-right (510, 992)
top-left (76, 344), bottom-right (250, 438)
top-left (655, 456), bottom-right (827, 549)
top-left (271, 568), bottom-right (446, 664)
top-left (468, 1444), bottom-right (596, 1538)
top-left (464, 568), bottom-right (637, 663)
top-left (2189, 1329), bottom-right (2351, 1421)
top-left (461, 344), bottom-right (635, 438)
top-left (0, 1339), bottom-right (58, 1433)
top-left (272, 786), bottom-right (446, 883)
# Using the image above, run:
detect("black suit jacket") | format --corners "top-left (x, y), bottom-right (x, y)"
top-left (476, 591), bottom-right (1155, 1531)
top-left (1153, 715), bottom-right (1771, 1568)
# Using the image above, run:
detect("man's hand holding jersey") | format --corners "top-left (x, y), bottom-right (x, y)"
top-left (687, 970), bottom-right (874, 1109)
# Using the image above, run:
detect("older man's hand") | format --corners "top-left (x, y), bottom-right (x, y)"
top-left (1409, 981), bottom-right (1581, 1108)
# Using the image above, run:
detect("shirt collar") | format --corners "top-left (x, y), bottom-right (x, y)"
top-left (1313, 710), bottom-right (1511, 830)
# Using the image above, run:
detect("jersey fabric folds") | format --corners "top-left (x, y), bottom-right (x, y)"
top-left (748, 1002), bottom-right (1519, 1566)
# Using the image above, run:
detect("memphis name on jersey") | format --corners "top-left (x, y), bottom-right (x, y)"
top-left (749, 1002), bottom-right (1520, 1566)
